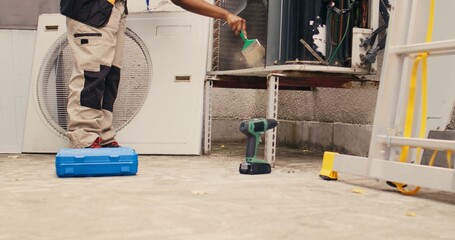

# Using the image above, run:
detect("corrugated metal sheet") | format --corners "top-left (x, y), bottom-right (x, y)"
top-left (214, 0), bottom-right (268, 70)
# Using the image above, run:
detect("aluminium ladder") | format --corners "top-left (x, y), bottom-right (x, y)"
top-left (325, 0), bottom-right (455, 193)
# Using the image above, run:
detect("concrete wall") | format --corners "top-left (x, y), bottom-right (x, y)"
top-left (210, 86), bottom-right (379, 156)
top-left (212, 88), bottom-right (378, 124)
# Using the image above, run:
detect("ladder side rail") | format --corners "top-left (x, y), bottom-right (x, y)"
top-left (368, 0), bottom-right (415, 163)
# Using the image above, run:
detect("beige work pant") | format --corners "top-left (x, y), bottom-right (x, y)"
top-left (65, 1), bottom-right (126, 148)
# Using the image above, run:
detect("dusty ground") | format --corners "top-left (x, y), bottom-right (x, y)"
top-left (0, 144), bottom-right (454, 240)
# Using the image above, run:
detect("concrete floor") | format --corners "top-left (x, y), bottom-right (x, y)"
top-left (1, 144), bottom-right (454, 240)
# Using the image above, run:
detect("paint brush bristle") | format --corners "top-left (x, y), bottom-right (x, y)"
top-left (240, 32), bottom-right (265, 68)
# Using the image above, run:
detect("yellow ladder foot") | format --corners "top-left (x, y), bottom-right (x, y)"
top-left (319, 151), bottom-right (338, 181)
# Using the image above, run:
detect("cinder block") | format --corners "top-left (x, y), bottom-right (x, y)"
top-left (277, 121), bottom-right (333, 150)
top-left (333, 123), bottom-right (372, 157)
top-left (211, 119), bottom-right (244, 143)
top-left (277, 121), bottom-right (304, 148)
top-left (302, 121), bottom-right (333, 150)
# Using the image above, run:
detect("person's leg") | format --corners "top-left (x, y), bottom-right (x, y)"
top-left (100, 2), bottom-right (127, 146)
top-left (65, 3), bottom-right (123, 148)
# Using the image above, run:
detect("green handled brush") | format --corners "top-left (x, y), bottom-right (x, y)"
top-left (240, 31), bottom-right (265, 67)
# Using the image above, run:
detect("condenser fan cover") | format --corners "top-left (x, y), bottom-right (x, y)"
top-left (36, 28), bottom-right (152, 137)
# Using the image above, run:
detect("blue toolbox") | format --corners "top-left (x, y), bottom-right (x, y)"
top-left (55, 147), bottom-right (138, 177)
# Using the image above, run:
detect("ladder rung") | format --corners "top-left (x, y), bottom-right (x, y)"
top-left (377, 135), bottom-right (455, 151)
top-left (390, 39), bottom-right (455, 56)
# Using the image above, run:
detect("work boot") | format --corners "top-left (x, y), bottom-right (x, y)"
top-left (102, 141), bottom-right (120, 148)
top-left (85, 137), bottom-right (102, 149)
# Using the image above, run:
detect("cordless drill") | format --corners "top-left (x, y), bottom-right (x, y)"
top-left (239, 118), bottom-right (278, 174)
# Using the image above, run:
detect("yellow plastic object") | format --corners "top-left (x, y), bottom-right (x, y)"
top-left (428, 150), bottom-right (438, 167)
top-left (319, 152), bottom-right (338, 181)
top-left (395, 183), bottom-right (421, 196)
top-left (107, 0), bottom-right (115, 5)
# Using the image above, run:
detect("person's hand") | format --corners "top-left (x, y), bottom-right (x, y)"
top-left (226, 13), bottom-right (247, 37)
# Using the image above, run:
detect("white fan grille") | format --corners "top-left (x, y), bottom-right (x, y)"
top-left (36, 28), bottom-right (152, 138)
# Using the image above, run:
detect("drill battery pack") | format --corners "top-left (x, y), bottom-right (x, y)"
top-left (239, 162), bottom-right (271, 175)
top-left (55, 147), bottom-right (138, 177)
